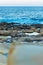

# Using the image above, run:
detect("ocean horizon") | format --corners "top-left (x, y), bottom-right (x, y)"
top-left (0, 6), bottom-right (43, 24)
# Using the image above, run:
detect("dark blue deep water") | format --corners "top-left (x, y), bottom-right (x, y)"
top-left (0, 6), bottom-right (43, 24)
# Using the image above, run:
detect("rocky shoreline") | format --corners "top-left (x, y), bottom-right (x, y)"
top-left (0, 22), bottom-right (43, 44)
top-left (0, 22), bottom-right (43, 35)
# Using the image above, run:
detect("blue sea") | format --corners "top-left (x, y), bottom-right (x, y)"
top-left (0, 6), bottom-right (43, 24)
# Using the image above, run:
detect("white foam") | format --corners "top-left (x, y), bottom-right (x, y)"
top-left (25, 32), bottom-right (39, 36)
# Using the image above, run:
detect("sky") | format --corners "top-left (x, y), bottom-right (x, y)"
top-left (0, 0), bottom-right (43, 6)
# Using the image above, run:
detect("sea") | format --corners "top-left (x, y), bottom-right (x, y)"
top-left (0, 6), bottom-right (43, 24)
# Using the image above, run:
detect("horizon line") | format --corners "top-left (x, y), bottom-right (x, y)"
top-left (0, 5), bottom-right (43, 7)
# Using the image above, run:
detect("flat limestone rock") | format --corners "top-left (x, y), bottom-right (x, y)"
top-left (0, 63), bottom-right (6, 65)
top-left (0, 43), bottom-right (9, 53)
top-left (12, 45), bottom-right (43, 65)
top-left (0, 54), bottom-right (7, 65)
